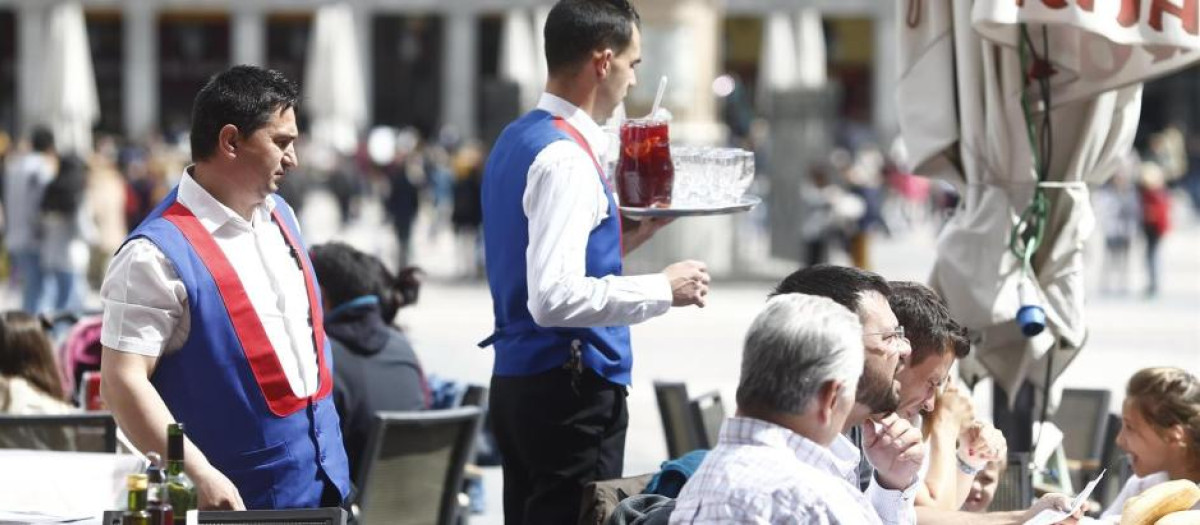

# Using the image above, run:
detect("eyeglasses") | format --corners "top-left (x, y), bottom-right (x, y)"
top-left (863, 326), bottom-right (910, 353)
top-left (929, 374), bottom-right (950, 395)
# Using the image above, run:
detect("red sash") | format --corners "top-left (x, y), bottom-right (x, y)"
top-left (551, 117), bottom-right (625, 252)
top-left (162, 202), bottom-right (331, 417)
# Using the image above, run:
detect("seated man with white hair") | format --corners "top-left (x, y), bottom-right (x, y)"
top-left (670, 293), bottom-right (881, 523)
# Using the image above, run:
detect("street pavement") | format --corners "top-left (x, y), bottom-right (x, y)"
top-left (4, 188), bottom-right (1195, 523)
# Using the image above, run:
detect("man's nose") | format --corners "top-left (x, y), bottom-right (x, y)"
top-left (921, 395), bottom-right (935, 414)
top-left (284, 147), bottom-right (298, 169)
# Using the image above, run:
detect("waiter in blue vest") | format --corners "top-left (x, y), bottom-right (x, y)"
top-left (480, 1), bottom-right (711, 523)
top-left (99, 66), bottom-right (349, 510)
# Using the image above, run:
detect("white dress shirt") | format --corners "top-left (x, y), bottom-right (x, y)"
top-left (523, 92), bottom-right (672, 328)
top-left (831, 430), bottom-right (920, 524)
top-left (671, 417), bottom-right (889, 524)
top-left (100, 170), bottom-right (319, 397)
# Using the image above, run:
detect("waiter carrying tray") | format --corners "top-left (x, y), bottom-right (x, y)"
top-left (100, 66), bottom-right (349, 510)
top-left (479, 1), bottom-right (711, 523)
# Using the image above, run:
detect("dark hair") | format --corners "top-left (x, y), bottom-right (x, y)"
top-left (770, 264), bottom-right (890, 314)
top-left (0, 311), bottom-right (67, 402)
top-left (41, 154), bottom-right (88, 215)
top-left (887, 281), bottom-right (969, 365)
top-left (544, 0), bottom-right (640, 76)
top-left (310, 242), bottom-right (422, 324)
top-left (190, 65), bottom-right (299, 162)
top-left (30, 127), bottom-right (55, 153)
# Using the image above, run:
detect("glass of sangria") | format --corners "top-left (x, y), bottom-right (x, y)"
top-left (616, 118), bottom-right (674, 208)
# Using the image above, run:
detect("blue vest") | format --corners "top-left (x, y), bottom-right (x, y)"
top-left (480, 110), bottom-right (634, 385)
top-left (126, 188), bottom-right (350, 509)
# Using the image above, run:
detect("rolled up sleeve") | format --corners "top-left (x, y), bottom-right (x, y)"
top-left (99, 239), bottom-right (189, 356)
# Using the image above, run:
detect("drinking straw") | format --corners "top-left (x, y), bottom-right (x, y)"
top-left (650, 75), bottom-right (668, 119)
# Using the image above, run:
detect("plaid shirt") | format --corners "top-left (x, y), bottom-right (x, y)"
top-left (670, 417), bottom-right (916, 524)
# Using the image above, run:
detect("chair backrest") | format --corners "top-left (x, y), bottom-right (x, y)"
top-left (1051, 389), bottom-right (1111, 461)
top-left (653, 382), bottom-right (702, 459)
top-left (1095, 412), bottom-right (1129, 507)
top-left (356, 407), bottom-right (483, 525)
top-left (688, 391), bottom-right (726, 449)
top-left (991, 452), bottom-right (1034, 512)
top-left (102, 508), bottom-right (347, 524)
top-left (0, 412), bottom-right (117, 452)
top-left (459, 384), bottom-right (487, 408)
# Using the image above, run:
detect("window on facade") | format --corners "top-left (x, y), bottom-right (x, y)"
top-left (87, 10), bottom-right (123, 136)
top-left (0, 10), bottom-right (16, 136)
top-left (159, 12), bottom-right (230, 139)
top-left (372, 14), bottom-right (443, 139)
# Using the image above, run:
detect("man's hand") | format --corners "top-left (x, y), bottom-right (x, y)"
top-left (622, 212), bottom-right (675, 255)
top-left (664, 260), bottom-right (709, 307)
top-left (1021, 493), bottom-right (1083, 524)
top-left (931, 385), bottom-right (975, 432)
top-left (863, 413), bottom-right (926, 490)
top-left (192, 463), bottom-right (246, 510)
top-left (959, 421), bottom-right (1007, 466)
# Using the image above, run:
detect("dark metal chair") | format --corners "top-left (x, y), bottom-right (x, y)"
top-left (459, 384), bottom-right (487, 408)
top-left (0, 412), bottom-right (117, 452)
top-left (1094, 412), bottom-right (1132, 508)
top-left (688, 391), bottom-right (726, 449)
top-left (992, 452), bottom-right (1034, 512)
top-left (355, 407), bottom-right (483, 525)
top-left (653, 381), bottom-right (703, 459)
top-left (1050, 388), bottom-right (1112, 489)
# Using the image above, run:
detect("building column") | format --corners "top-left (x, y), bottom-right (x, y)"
top-left (873, 1), bottom-right (899, 141)
top-left (354, 4), bottom-right (374, 126)
top-left (123, 0), bottom-right (158, 140)
top-left (231, 7), bottom-right (266, 67)
top-left (16, 2), bottom-right (46, 134)
top-left (442, 8), bottom-right (477, 140)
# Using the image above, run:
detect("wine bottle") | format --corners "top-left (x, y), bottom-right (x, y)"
top-left (122, 473), bottom-right (151, 525)
top-left (145, 453), bottom-right (174, 525)
top-left (165, 423), bottom-right (197, 524)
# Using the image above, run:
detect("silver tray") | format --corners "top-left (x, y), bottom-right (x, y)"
top-left (620, 195), bottom-right (761, 218)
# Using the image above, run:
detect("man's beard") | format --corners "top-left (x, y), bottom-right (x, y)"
top-left (856, 363), bottom-right (900, 414)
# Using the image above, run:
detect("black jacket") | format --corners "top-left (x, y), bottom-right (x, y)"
top-left (326, 303), bottom-right (429, 482)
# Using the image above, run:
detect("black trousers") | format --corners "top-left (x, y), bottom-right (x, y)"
top-left (490, 367), bottom-right (628, 525)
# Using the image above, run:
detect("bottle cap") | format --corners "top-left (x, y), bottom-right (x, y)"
top-left (145, 452), bottom-right (165, 483)
top-left (1017, 304), bottom-right (1046, 337)
top-left (126, 473), bottom-right (148, 491)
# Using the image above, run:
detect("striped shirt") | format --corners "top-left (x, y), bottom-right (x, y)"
top-left (670, 417), bottom-right (917, 524)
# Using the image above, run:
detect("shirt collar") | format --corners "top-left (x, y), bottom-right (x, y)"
top-left (830, 431), bottom-right (870, 479)
top-left (177, 167), bottom-right (276, 234)
top-left (719, 416), bottom-right (851, 478)
top-left (536, 92), bottom-right (609, 159)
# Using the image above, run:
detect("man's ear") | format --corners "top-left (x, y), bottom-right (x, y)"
top-left (218, 124), bottom-right (240, 159)
top-left (593, 49), bottom-right (613, 79)
top-left (816, 380), bottom-right (842, 425)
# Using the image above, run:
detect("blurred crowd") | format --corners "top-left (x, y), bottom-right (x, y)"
top-left (0, 124), bottom-right (491, 316)
top-left (791, 124), bottom-right (1198, 299)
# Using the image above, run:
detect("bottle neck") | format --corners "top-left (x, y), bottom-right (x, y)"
top-left (127, 488), bottom-right (148, 512)
top-left (166, 460), bottom-right (184, 477)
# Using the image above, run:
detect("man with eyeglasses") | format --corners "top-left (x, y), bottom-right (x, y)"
top-left (888, 281), bottom-right (1008, 512)
top-left (770, 267), bottom-right (1083, 525)
top-left (771, 264), bottom-right (922, 524)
